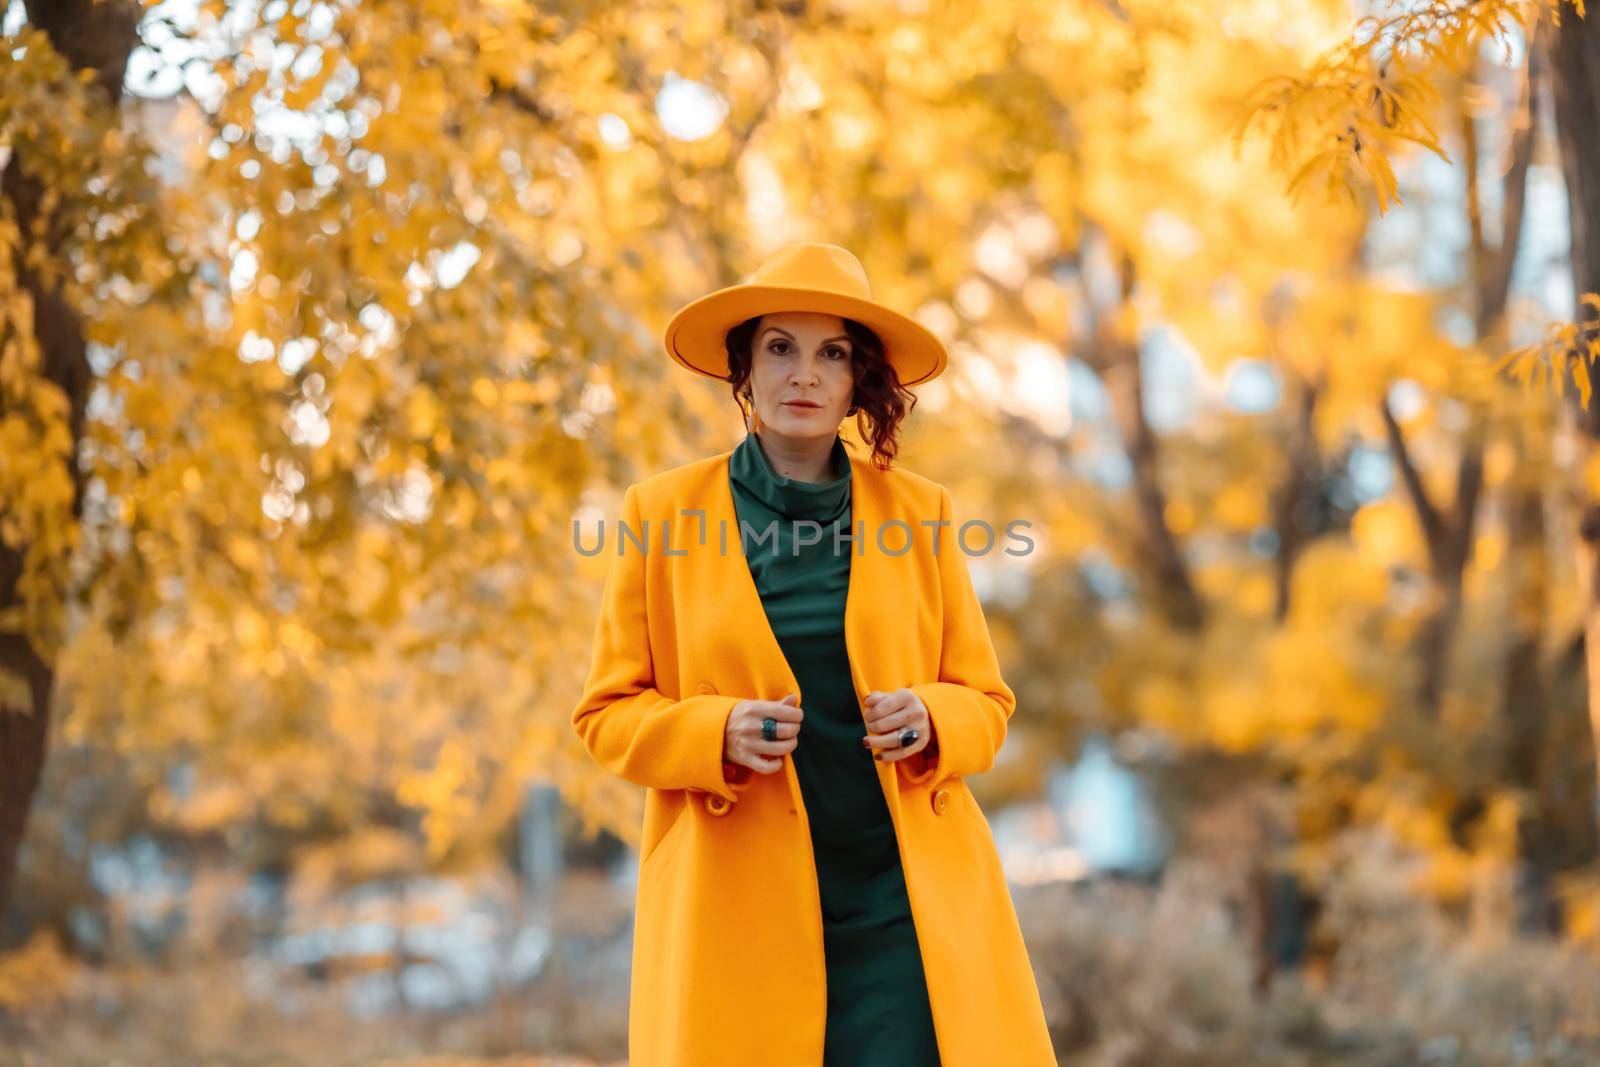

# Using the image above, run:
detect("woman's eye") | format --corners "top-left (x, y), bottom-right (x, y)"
top-left (767, 340), bottom-right (846, 358)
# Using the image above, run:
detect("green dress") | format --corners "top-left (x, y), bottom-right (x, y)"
top-left (729, 429), bottom-right (942, 1067)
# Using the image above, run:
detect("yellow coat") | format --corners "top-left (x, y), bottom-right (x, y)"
top-left (571, 442), bottom-right (1056, 1066)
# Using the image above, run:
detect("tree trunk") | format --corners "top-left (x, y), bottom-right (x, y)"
top-left (0, 1), bottom-right (140, 918)
top-left (0, 640), bottom-right (54, 926)
top-left (1547, 0), bottom-right (1600, 796)
top-left (1100, 338), bottom-right (1207, 632)
top-left (1088, 242), bottom-right (1206, 632)
top-left (1499, 435), bottom-right (1558, 933)
top-left (1270, 370), bottom-right (1323, 623)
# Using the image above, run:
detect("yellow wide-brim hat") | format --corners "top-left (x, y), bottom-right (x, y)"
top-left (663, 242), bottom-right (949, 387)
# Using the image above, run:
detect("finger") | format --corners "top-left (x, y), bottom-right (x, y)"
top-left (861, 716), bottom-right (928, 753)
top-left (862, 708), bottom-right (921, 738)
top-left (864, 703), bottom-right (928, 739)
top-left (745, 719), bottom-right (800, 740)
top-left (862, 690), bottom-right (910, 724)
top-left (861, 727), bottom-right (896, 750)
top-left (874, 740), bottom-right (926, 763)
top-left (861, 727), bottom-right (924, 753)
top-left (758, 693), bottom-right (805, 721)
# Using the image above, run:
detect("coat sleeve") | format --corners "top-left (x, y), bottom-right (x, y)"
top-left (898, 484), bottom-right (1016, 793)
top-left (572, 483), bottom-right (749, 803)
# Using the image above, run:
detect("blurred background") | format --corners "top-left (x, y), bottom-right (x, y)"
top-left (2, 0), bottom-right (1599, 1064)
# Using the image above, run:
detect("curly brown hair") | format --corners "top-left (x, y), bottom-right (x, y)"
top-left (723, 314), bottom-right (917, 470)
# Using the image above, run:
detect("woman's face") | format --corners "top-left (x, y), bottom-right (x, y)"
top-left (746, 311), bottom-right (856, 442)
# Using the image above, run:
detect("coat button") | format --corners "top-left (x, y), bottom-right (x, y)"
top-left (703, 793), bottom-right (732, 816)
top-left (694, 682), bottom-right (717, 695)
top-left (931, 788), bottom-right (951, 815)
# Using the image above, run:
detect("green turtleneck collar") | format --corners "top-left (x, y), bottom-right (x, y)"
top-left (729, 430), bottom-right (851, 525)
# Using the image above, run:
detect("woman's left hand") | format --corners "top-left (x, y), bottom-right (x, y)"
top-left (860, 688), bottom-right (936, 762)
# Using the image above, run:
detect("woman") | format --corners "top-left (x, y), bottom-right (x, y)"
top-left (571, 242), bottom-right (1056, 1067)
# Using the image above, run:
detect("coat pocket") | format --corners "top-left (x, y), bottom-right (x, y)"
top-left (638, 801), bottom-right (693, 896)
top-left (960, 782), bottom-right (991, 834)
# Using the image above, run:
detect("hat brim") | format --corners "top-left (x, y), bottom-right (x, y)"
top-left (663, 284), bottom-right (949, 387)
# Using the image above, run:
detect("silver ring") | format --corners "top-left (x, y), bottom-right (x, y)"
top-left (898, 727), bottom-right (918, 748)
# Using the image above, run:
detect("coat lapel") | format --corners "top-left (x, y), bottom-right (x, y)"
top-left (839, 444), bottom-right (907, 810)
top-left (705, 441), bottom-right (900, 817)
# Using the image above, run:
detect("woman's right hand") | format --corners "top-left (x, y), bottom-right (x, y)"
top-left (723, 693), bottom-right (803, 775)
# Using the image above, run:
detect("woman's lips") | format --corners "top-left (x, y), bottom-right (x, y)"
top-left (783, 401), bottom-right (822, 409)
